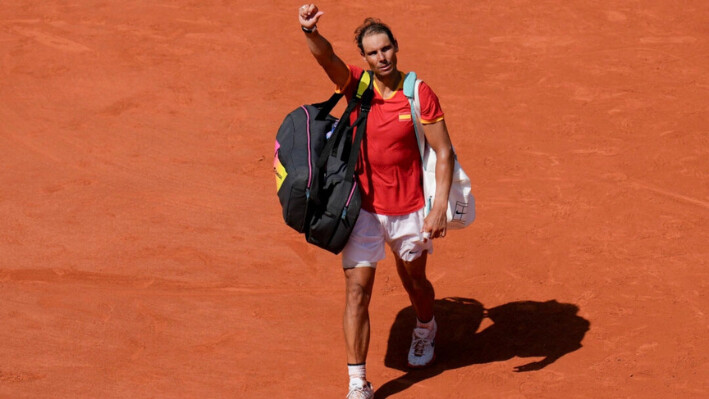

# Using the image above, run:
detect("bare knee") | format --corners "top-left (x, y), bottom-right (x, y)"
top-left (396, 256), bottom-right (430, 292)
top-left (346, 281), bottom-right (372, 311)
top-left (406, 274), bottom-right (432, 297)
top-left (344, 267), bottom-right (375, 313)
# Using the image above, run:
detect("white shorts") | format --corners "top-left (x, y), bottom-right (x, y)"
top-left (342, 208), bottom-right (433, 269)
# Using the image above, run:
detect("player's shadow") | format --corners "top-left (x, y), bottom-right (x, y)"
top-left (376, 297), bottom-right (590, 398)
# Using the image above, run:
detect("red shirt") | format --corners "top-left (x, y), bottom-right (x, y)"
top-left (339, 65), bottom-right (444, 215)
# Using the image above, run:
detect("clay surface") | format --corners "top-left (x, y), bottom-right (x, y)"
top-left (1, 1), bottom-right (707, 398)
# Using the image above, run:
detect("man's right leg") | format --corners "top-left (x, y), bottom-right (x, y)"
top-left (343, 267), bottom-right (376, 399)
top-left (343, 266), bottom-right (376, 365)
top-left (341, 209), bottom-right (385, 398)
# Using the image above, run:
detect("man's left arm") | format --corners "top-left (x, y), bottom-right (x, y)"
top-left (421, 120), bottom-right (454, 239)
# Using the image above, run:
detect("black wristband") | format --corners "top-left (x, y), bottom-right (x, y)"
top-left (301, 25), bottom-right (316, 33)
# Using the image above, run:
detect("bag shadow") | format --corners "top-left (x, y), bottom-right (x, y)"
top-left (376, 297), bottom-right (590, 398)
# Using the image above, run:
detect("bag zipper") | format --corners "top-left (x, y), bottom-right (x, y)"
top-left (301, 106), bottom-right (313, 199)
top-left (342, 181), bottom-right (358, 219)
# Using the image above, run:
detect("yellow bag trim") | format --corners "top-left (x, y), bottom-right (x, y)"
top-left (355, 72), bottom-right (371, 99)
top-left (274, 158), bottom-right (287, 191)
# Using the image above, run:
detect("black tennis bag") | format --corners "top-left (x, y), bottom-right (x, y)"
top-left (274, 103), bottom-right (335, 233)
top-left (274, 72), bottom-right (374, 254)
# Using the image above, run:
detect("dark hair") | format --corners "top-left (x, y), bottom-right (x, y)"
top-left (354, 18), bottom-right (398, 55)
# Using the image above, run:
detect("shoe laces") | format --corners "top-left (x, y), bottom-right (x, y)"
top-left (412, 327), bottom-right (432, 356)
top-left (346, 382), bottom-right (372, 399)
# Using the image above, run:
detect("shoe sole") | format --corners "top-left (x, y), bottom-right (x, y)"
top-left (407, 352), bottom-right (436, 369)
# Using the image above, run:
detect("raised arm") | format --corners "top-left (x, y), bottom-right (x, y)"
top-left (298, 4), bottom-right (350, 88)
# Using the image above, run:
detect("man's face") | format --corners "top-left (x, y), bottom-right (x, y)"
top-left (361, 33), bottom-right (398, 78)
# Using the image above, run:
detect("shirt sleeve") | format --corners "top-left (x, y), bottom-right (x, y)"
top-left (418, 81), bottom-right (445, 124)
top-left (336, 65), bottom-right (364, 99)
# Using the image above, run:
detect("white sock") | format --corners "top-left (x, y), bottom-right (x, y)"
top-left (417, 316), bottom-right (436, 331)
top-left (348, 363), bottom-right (366, 387)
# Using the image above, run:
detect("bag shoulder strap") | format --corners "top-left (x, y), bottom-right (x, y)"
top-left (313, 92), bottom-right (343, 120)
top-left (403, 71), bottom-right (417, 99)
top-left (316, 71), bottom-right (374, 169)
top-left (314, 69), bottom-right (373, 120)
top-left (355, 71), bottom-right (372, 100)
top-left (342, 71), bottom-right (374, 180)
top-left (404, 72), bottom-right (425, 161)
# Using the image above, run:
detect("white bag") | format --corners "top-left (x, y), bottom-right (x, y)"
top-left (405, 73), bottom-right (475, 229)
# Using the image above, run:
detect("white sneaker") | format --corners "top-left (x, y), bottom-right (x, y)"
top-left (407, 320), bottom-right (437, 368)
top-left (346, 381), bottom-right (374, 399)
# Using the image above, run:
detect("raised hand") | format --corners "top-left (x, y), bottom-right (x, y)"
top-left (298, 4), bottom-right (324, 30)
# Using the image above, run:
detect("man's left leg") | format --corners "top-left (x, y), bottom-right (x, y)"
top-left (395, 252), bottom-right (434, 321)
top-left (395, 252), bottom-right (438, 368)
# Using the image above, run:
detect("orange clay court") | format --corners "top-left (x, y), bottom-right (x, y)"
top-left (1, 1), bottom-right (707, 398)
